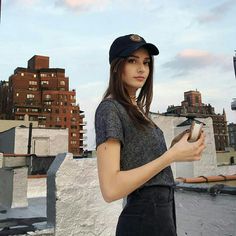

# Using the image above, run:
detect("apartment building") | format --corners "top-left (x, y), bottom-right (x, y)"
top-left (165, 90), bottom-right (228, 151)
top-left (0, 55), bottom-right (85, 155)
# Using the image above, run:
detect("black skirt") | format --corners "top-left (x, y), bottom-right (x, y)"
top-left (116, 185), bottom-right (177, 236)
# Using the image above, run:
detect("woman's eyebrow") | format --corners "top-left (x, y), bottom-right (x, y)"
top-left (128, 55), bottom-right (150, 60)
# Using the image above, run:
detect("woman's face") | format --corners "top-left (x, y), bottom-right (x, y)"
top-left (121, 47), bottom-right (150, 95)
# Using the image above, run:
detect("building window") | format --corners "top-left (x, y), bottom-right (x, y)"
top-left (71, 133), bottom-right (77, 137)
top-left (60, 80), bottom-right (65, 86)
top-left (41, 80), bottom-right (49, 85)
top-left (44, 108), bottom-right (51, 113)
top-left (27, 94), bottom-right (35, 99)
top-left (44, 101), bottom-right (52, 105)
top-left (40, 73), bottom-right (47, 77)
top-left (56, 117), bottom-right (61, 122)
top-left (71, 141), bottom-right (77, 145)
top-left (16, 93), bottom-right (19, 97)
top-left (21, 73), bottom-right (24, 76)
top-left (18, 115), bottom-right (24, 120)
top-left (33, 74), bottom-right (37, 78)
top-left (29, 81), bottom-right (37, 85)
top-left (195, 96), bottom-right (199, 104)
top-left (29, 116), bottom-right (36, 121)
top-left (45, 94), bottom-right (51, 99)
top-left (29, 87), bottom-right (37, 91)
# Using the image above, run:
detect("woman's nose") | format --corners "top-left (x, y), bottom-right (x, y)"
top-left (137, 63), bottom-right (145, 73)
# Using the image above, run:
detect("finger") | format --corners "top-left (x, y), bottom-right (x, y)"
top-left (177, 129), bottom-right (189, 139)
top-left (196, 133), bottom-right (205, 145)
top-left (200, 131), bottom-right (206, 139)
top-left (183, 132), bottom-right (190, 141)
top-left (195, 155), bottom-right (201, 161)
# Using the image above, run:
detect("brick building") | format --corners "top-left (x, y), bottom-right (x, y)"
top-left (231, 53), bottom-right (236, 110)
top-left (228, 123), bottom-right (236, 150)
top-left (0, 80), bottom-right (9, 119)
top-left (165, 90), bottom-right (228, 151)
top-left (0, 55), bottom-right (85, 155)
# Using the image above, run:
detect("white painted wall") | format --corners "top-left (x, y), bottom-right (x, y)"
top-left (0, 126), bottom-right (68, 155)
top-left (0, 167), bottom-right (28, 209)
top-left (150, 114), bottom-right (220, 178)
top-left (15, 127), bottom-right (68, 155)
top-left (47, 153), bottom-right (122, 236)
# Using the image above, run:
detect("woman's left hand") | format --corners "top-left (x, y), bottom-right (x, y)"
top-left (170, 129), bottom-right (190, 148)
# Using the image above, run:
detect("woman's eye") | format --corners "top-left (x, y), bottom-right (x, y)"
top-left (144, 61), bottom-right (150, 65)
top-left (127, 58), bottom-right (136, 63)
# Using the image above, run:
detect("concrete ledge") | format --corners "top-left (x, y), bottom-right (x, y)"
top-left (0, 167), bottom-right (28, 208)
top-left (47, 153), bottom-right (122, 236)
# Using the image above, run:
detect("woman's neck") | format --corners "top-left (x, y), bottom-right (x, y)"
top-left (129, 95), bottom-right (137, 105)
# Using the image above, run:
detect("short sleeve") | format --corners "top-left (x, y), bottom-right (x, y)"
top-left (95, 100), bottom-right (124, 149)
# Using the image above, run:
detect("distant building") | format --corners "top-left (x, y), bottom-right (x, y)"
top-left (165, 90), bottom-right (228, 151)
top-left (0, 126), bottom-right (68, 155)
top-left (0, 80), bottom-right (8, 119)
top-left (0, 55), bottom-right (86, 155)
top-left (228, 123), bottom-right (236, 151)
top-left (231, 52), bottom-right (236, 110)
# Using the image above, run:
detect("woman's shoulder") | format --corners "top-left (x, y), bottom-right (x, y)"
top-left (96, 97), bottom-right (123, 114)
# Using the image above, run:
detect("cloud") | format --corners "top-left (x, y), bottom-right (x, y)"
top-left (55, 0), bottom-right (110, 13)
top-left (197, 0), bottom-right (235, 24)
top-left (6, 0), bottom-right (40, 7)
top-left (162, 49), bottom-right (232, 75)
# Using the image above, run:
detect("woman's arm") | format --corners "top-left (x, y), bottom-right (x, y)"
top-left (97, 132), bottom-right (205, 203)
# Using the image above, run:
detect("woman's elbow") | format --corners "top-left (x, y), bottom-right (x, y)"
top-left (101, 188), bottom-right (117, 203)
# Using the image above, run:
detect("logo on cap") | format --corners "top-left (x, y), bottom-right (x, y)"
top-left (130, 34), bottom-right (142, 42)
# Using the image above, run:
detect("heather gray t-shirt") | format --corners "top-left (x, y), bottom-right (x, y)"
top-left (95, 98), bottom-right (175, 187)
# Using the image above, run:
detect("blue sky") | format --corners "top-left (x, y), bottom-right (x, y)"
top-left (1, 0), bottom-right (236, 149)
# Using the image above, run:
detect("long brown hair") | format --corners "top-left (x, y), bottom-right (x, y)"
top-left (103, 49), bottom-right (155, 129)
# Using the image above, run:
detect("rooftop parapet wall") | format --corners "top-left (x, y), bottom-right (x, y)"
top-left (1, 153), bottom-right (236, 235)
top-left (47, 153), bottom-right (122, 236)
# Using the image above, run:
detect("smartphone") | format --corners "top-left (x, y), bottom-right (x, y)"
top-left (188, 121), bottom-right (203, 142)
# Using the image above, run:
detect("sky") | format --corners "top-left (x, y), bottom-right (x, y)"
top-left (0, 0), bottom-right (236, 149)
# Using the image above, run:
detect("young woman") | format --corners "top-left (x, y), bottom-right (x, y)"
top-left (95, 34), bottom-right (205, 236)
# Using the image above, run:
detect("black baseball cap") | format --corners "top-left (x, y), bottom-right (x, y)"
top-left (109, 34), bottom-right (159, 64)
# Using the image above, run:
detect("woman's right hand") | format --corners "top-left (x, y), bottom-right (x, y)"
top-left (169, 131), bottom-right (206, 162)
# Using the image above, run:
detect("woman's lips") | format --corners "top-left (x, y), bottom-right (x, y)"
top-left (134, 76), bottom-right (145, 81)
